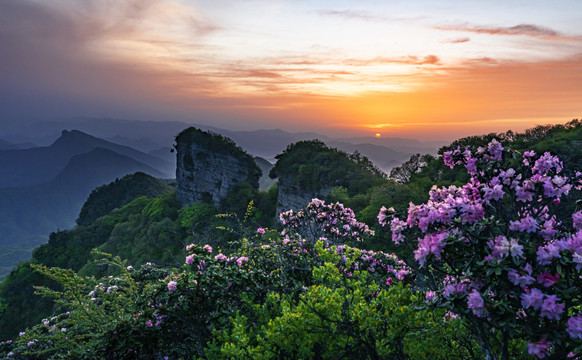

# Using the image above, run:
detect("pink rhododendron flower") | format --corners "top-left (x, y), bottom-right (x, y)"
top-left (539, 218), bottom-right (558, 241)
top-left (377, 206), bottom-right (391, 225)
top-left (573, 211), bottom-right (582, 230)
top-left (533, 152), bottom-right (563, 175)
top-left (487, 139), bottom-right (503, 161)
top-left (523, 150), bottom-right (536, 159)
top-left (572, 252), bottom-right (582, 271)
top-left (443, 311), bottom-right (458, 322)
top-left (568, 231), bottom-right (582, 252)
top-left (490, 235), bottom-right (510, 258)
top-left (395, 269), bottom-right (408, 280)
top-left (185, 255), bottom-right (195, 265)
top-left (197, 260), bottom-right (206, 270)
top-left (567, 314), bottom-right (582, 339)
top-left (311, 198), bottom-right (324, 207)
top-left (528, 339), bottom-right (551, 359)
top-left (460, 203), bottom-right (485, 224)
top-left (465, 157), bottom-right (478, 174)
top-left (521, 288), bottom-right (545, 310)
top-left (509, 215), bottom-right (538, 233)
top-left (284, 199), bottom-right (373, 244)
top-left (257, 227), bottom-right (266, 234)
top-left (214, 253), bottom-right (227, 261)
top-left (536, 244), bottom-right (561, 265)
top-left (509, 238), bottom-right (524, 257)
top-left (483, 183), bottom-right (504, 202)
top-left (236, 257), bottom-right (248, 266)
top-left (414, 231), bottom-right (448, 265)
top-left (379, 139), bottom-right (582, 355)
top-left (540, 295), bottom-right (564, 320)
top-left (499, 168), bottom-right (516, 184)
top-left (536, 272), bottom-right (559, 287)
top-left (467, 289), bottom-right (488, 318)
top-left (508, 270), bottom-right (535, 288)
top-left (443, 149), bottom-right (456, 168)
top-left (390, 217), bottom-right (407, 244)
top-left (515, 185), bottom-right (535, 202)
top-left (167, 281), bottom-right (177, 291)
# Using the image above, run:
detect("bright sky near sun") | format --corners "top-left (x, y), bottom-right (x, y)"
top-left (1, 0), bottom-right (582, 140)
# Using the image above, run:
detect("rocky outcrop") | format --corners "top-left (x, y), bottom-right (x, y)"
top-left (175, 128), bottom-right (260, 207)
top-left (275, 175), bottom-right (332, 215)
top-left (270, 139), bottom-right (386, 216)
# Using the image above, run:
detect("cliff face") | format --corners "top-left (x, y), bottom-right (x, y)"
top-left (175, 128), bottom-right (260, 207)
top-left (275, 174), bottom-right (331, 215)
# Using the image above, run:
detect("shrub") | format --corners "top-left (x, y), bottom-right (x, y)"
top-left (379, 139), bottom-right (582, 359)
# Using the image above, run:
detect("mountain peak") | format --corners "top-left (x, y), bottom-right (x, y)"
top-left (59, 129), bottom-right (96, 140)
top-left (51, 129), bottom-right (100, 148)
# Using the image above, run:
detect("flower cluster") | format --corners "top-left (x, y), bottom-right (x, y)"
top-left (184, 243), bottom-right (249, 269)
top-left (379, 139), bottom-right (582, 358)
top-left (280, 198), bottom-right (374, 244)
top-left (333, 244), bottom-right (412, 284)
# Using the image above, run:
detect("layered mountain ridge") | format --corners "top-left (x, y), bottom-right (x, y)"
top-left (0, 131), bottom-right (177, 278)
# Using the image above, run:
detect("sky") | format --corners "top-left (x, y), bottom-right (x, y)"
top-left (1, 0), bottom-right (581, 140)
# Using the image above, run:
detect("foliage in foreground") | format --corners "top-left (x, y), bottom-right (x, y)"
top-left (0, 223), bottom-right (479, 359)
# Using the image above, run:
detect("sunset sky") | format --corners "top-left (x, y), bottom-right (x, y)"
top-left (1, 0), bottom-right (581, 140)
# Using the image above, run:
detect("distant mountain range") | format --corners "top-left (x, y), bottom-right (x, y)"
top-left (0, 138), bottom-right (37, 150)
top-left (1, 117), bottom-right (444, 173)
top-left (0, 139), bottom-right (18, 150)
top-left (0, 129), bottom-right (174, 189)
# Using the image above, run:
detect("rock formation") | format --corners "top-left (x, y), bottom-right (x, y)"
top-left (270, 140), bottom-right (386, 215)
top-left (275, 175), bottom-right (332, 216)
top-left (175, 127), bottom-right (260, 207)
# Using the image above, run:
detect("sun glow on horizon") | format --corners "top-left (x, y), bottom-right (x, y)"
top-left (1, 0), bottom-right (581, 140)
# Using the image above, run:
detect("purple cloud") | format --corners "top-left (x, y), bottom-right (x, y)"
top-left (436, 23), bottom-right (582, 41)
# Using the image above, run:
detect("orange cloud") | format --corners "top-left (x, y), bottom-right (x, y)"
top-left (342, 55), bottom-right (441, 66)
top-left (443, 37), bottom-right (471, 44)
top-left (314, 55), bottom-right (582, 139)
